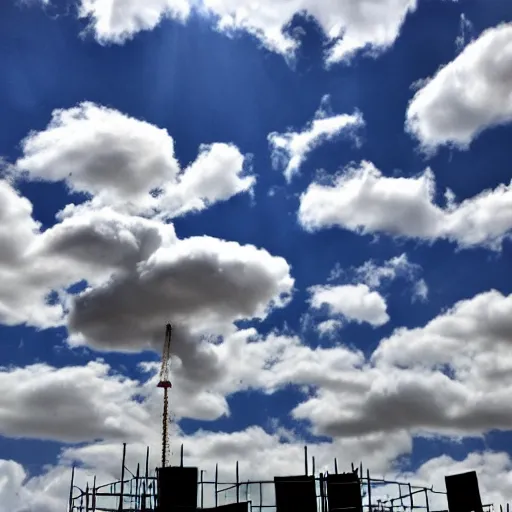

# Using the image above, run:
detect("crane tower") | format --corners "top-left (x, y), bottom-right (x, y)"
top-left (157, 323), bottom-right (173, 468)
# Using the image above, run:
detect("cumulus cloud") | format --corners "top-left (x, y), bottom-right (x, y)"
top-left (0, 361), bottom-right (152, 443)
top-left (16, 102), bottom-right (255, 219)
top-left (3, 289), bottom-right (512, 468)
top-left (268, 96), bottom-right (364, 182)
top-left (0, 180), bottom-right (64, 327)
top-left (74, 0), bottom-right (417, 64)
top-left (292, 289), bottom-right (512, 438)
top-left (372, 289), bottom-right (512, 371)
top-left (0, 180), bottom-right (40, 266)
top-left (309, 284), bottom-right (389, 327)
top-left (406, 23), bottom-right (512, 150)
top-left (67, 236), bottom-right (293, 352)
top-left (299, 160), bottom-right (512, 250)
top-left (79, 0), bottom-right (191, 44)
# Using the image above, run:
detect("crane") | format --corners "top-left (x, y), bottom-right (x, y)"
top-left (157, 323), bottom-right (173, 468)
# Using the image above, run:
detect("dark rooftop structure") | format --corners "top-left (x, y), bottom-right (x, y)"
top-left (67, 443), bottom-right (494, 512)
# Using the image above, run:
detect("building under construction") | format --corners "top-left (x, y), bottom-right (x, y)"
top-left (67, 447), bottom-right (494, 512)
top-left (67, 325), bottom-right (495, 512)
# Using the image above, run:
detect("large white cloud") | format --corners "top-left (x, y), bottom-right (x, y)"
top-left (67, 235), bottom-right (294, 353)
top-left (309, 284), bottom-right (389, 327)
top-left (268, 97), bottom-right (363, 182)
top-left (0, 180), bottom-right (40, 266)
top-left (0, 361), bottom-right (152, 443)
top-left (292, 289), bottom-right (512, 438)
top-left (79, 0), bottom-right (191, 44)
top-left (298, 160), bottom-right (512, 250)
top-left (406, 23), bottom-right (512, 150)
top-left (373, 289), bottom-right (512, 371)
top-left (0, 180), bottom-right (64, 327)
top-left (16, 102), bottom-right (255, 219)
top-left (75, 0), bottom-right (417, 64)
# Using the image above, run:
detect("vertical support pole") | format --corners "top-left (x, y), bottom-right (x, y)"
top-left (153, 472), bottom-right (158, 511)
top-left (85, 483), bottom-right (89, 512)
top-left (180, 444), bottom-right (184, 467)
top-left (119, 443), bottom-right (126, 512)
top-left (312, 457), bottom-right (316, 477)
top-left (215, 463), bottom-right (219, 508)
top-left (367, 469), bottom-right (372, 512)
top-left (319, 472), bottom-right (324, 512)
top-left (305, 446), bottom-right (309, 476)
top-left (68, 465), bottom-right (75, 512)
top-left (92, 476), bottom-right (97, 512)
top-left (259, 481), bottom-right (263, 511)
top-left (424, 489), bottom-right (430, 512)
top-left (334, 458), bottom-right (338, 474)
top-left (200, 470), bottom-right (204, 509)
top-left (236, 461), bottom-right (240, 503)
top-left (135, 463), bottom-right (140, 511)
top-left (408, 483), bottom-right (413, 511)
top-left (145, 447), bottom-right (149, 512)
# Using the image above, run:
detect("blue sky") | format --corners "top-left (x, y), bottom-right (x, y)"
top-left (2, 0), bottom-right (512, 510)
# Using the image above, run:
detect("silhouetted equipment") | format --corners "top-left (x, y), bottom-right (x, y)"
top-left (202, 503), bottom-right (250, 511)
top-left (327, 471), bottom-right (363, 512)
top-left (445, 471), bottom-right (483, 512)
top-left (157, 466), bottom-right (198, 510)
top-left (274, 475), bottom-right (318, 512)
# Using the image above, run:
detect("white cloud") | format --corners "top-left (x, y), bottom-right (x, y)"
top-left (75, 0), bottom-right (417, 64)
top-left (455, 13), bottom-right (474, 53)
top-left (372, 289), bottom-right (512, 371)
top-left (350, 253), bottom-right (428, 303)
top-left (67, 235), bottom-right (294, 354)
top-left (317, 319), bottom-right (343, 336)
top-left (298, 160), bottom-right (512, 250)
top-left (413, 278), bottom-right (429, 302)
top-left (0, 180), bottom-right (40, 267)
top-left (354, 253), bottom-right (423, 289)
top-left (309, 284), bottom-right (389, 327)
top-left (406, 23), bottom-right (512, 150)
top-left (16, 102), bottom-right (255, 219)
top-left (289, 289), bottom-right (512, 439)
top-left (79, 0), bottom-right (191, 44)
top-left (0, 361), bottom-right (152, 443)
top-left (155, 142), bottom-right (255, 219)
top-left (268, 97), bottom-right (363, 182)
top-left (0, 180), bottom-right (64, 328)
top-left (196, 0), bottom-right (418, 64)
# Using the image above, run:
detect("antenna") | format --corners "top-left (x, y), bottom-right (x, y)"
top-left (157, 323), bottom-right (172, 468)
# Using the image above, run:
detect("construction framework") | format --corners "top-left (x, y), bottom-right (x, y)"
top-left (66, 443), bottom-right (496, 512)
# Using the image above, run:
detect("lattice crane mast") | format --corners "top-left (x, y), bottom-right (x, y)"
top-left (157, 323), bottom-right (173, 468)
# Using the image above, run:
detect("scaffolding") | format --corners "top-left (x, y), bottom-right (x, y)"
top-left (67, 443), bottom-right (496, 512)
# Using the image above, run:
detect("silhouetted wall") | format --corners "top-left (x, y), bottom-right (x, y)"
top-left (445, 471), bottom-right (483, 512)
top-left (274, 475), bottom-right (317, 512)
